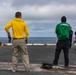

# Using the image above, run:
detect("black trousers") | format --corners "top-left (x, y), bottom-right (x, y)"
top-left (53, 39), bottom-right (69, 67)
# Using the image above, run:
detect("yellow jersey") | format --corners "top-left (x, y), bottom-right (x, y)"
top-left (5, 18), bottom-right (29, 39)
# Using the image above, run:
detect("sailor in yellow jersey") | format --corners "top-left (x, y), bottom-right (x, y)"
top-left (5, 11), bottom-right (30, 72)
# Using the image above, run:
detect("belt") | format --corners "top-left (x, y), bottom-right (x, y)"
top-left (13, 38), bottom-right (23, 40)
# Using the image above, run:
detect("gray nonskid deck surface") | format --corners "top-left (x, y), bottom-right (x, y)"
top-left (0, 45), bottom-right (76, 75)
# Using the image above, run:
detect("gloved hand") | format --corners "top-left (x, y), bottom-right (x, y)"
top-left (25, 39), bottom-right (28, 44)
top-left (8, 33), bottom-right (11, 43)
top-left (8, 36), bottom-right (11, 43)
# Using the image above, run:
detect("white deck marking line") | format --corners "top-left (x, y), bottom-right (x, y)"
top-left (0, 62), bottom-right (76, 73)
top-left (2, 43), bottom-right (56, 46)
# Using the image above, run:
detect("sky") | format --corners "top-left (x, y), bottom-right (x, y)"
top-left (0, 0), bottom-right (76, 37)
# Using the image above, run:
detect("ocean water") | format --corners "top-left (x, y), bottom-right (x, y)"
top-left (28, 37), bottom-right (57, 44)
top-left (0, 37), bottom-right (57, 44)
